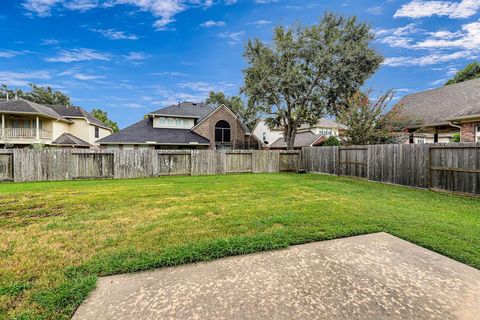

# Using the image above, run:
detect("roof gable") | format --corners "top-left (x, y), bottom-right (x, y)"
top-left (192, 104), bottom-right (251, 134)
top-left (47, 105), bottom-right (112, 130)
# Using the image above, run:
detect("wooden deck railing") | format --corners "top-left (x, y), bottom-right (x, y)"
top-left (2, 128), bottom-right (52, 140)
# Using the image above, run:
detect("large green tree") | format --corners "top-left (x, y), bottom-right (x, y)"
top-left (1, 83), bottom-right (71, 106)
top-left (205, 91), bottom-right (259, 130)
top-left (445, 62), bottom-right (480, 86)
top-left (241, 13), bottom-right (383, 150)
top-left (91, 109), bottom-right (120, 133)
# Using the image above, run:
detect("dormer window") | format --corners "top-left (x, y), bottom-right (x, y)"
top-left (153, 116), bottom-right (194, 129)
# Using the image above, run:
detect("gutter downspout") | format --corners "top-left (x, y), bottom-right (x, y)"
top-left (448, 122), bottom-right (462, 142)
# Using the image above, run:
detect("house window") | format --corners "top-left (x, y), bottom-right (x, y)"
top-left (95, 127), bottom-right (99, 138)
top-left (175, 118), bottom-right (181, 126)
top-left (168, 118), bottom-right (174, 126)
top-left (476, 126), bottom-right (480, 142)
top-left (215, 120), bottom-right (231, 144)
top-left (159, 117), bottom-right (165, 125)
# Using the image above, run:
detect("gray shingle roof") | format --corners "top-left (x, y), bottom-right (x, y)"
top-left (97, 117), bottom-right (210, 145)
top-left (47, 105), bottom-right (111, 130)
top-left (0, 98), bottom-right (71, 122)
top-left (270, 131), bottom-right (324, 148)
top-left (149, 102), bottom-right (214, 120)
top-left (397, 78), bottom-right (480, 127)
top-left (52, 133), bottom-right (91, 147)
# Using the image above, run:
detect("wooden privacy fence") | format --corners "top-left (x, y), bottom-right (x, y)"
top-left (0, 149), bottom-right (301, 183)
top-left (303, 143), bottom-right (480, 196)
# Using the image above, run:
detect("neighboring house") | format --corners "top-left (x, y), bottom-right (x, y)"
top-left (269, 131), bottom-right (326, 150)
top-left (0, 98), bottom-right (113, 148)
top-left (98, 102), bottom-right (261, 150)
top-left (398, 78), bottom-right (480, 143)
top-left (253, 118), bottom-right (344, 149)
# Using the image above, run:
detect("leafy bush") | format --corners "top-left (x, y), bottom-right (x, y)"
top-left (323, 136), bottom-right (340, 146)
top-left (452, 133), bottom-right (461, 143)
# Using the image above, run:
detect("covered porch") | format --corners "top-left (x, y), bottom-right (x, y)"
top-left (1, 114), bottom-right (53, 142)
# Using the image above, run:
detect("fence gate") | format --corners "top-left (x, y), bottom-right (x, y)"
top-left (73, 153), bottom-right (114, 179)
top-left (225, 152), bottom-right (253, 173)
top-left (279, 152), bottom-right (300, 172)
top-left (158, 152), bottom-right (191, 176)
top-left (338, 147), bottom-right (368, 178)
top-left (0, 153), bottom-right (14, 181)
top-left (428, 144), bottom-right (479, 195)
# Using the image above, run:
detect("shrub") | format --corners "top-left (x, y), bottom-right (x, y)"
top-left (323, 136), bottom-right (340, 146)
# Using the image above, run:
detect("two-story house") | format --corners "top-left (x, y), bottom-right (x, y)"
top-left (0, 98), bottom-right (113, 148)
top-left (97, 102), bottom-right (261, 150)
top-left (253, 118), bottom-right (344, 149)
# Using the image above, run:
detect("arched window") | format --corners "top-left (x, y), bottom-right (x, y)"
top-left (215, 120), bottom-right (231, 144)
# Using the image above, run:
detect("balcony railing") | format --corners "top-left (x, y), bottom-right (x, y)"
top-left (1, 128), bottom-right (52, 140)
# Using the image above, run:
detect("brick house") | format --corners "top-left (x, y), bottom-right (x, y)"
top-left (98, 102), bottom-right (261, 150)
top-left (397, 78), bottom-right (480, 143)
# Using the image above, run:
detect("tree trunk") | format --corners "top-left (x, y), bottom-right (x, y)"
top-left (285, 125), bottom-right (296, 150)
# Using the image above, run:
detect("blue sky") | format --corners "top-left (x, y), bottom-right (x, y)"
top-left (1, 0), bottom-right (479, 128)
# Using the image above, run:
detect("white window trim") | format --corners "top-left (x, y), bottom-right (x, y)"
top-left (476, 125), bottom-right (480, 142)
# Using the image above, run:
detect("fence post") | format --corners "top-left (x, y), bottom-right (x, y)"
top-left (426, 145), bottom-right (431, 190)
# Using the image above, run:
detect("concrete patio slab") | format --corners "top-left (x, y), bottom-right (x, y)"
top-left (73, 233), bottom-right (480, 320)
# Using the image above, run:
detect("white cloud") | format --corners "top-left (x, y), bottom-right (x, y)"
top-left (123, 51), bottom-right (148, 64)
top-left (218, 30), bottom-right (245, 45)
top-left (394, 0), bottom-right (480, 19)
top-left (384, 51), bottom-right (476, 66)
top-left (91, 28), bottom-right (138, 40)
top-left (150, 71), bottom-right (189, 76)
top-left (22, 0), bottom-right (61, 17)
top-left (429, 78), bottom-right (447, 86)
top-left (413, 20), bottom-right (480, 50)
top-left (375, 23), bottom-right (423, 49)
top-left (41, 38), bottom-right (59, 45)
top-left (200, 20), bottom-right (226, 27)
top-left (45, 48), bottom-right (110, 62)
top-left (58, 68), bottom-right (106, 81)
top-left (63, 0), bottom-right (99, 11)
top-left (245, 19), bottom-right (271, 26)
top-left (381, 20), bottom-right (480, 67)
top-left (0, 50), bottom-right (31, 58)
top-left (367, 6), bottom-right (383, 15)
top-left (72, 73), bottom-right (105, 81)
top-left (0, 70), bottom-right (51, 87)
top-left (22, 0), bottom-right (215, 30)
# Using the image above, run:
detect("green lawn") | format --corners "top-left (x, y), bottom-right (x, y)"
top-left (1, 173), bottom-right (479, 319)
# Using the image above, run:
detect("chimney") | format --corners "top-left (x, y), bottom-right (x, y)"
top-left (14, 93), bottom-right (18, 101)
top-left (178, 101), bottom-right (180, 107)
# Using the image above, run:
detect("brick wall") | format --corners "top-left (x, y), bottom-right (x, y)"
top-left (460, 122), bottom-right (479, 142)
top-left (192, 106), bottom-right (255, 150)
